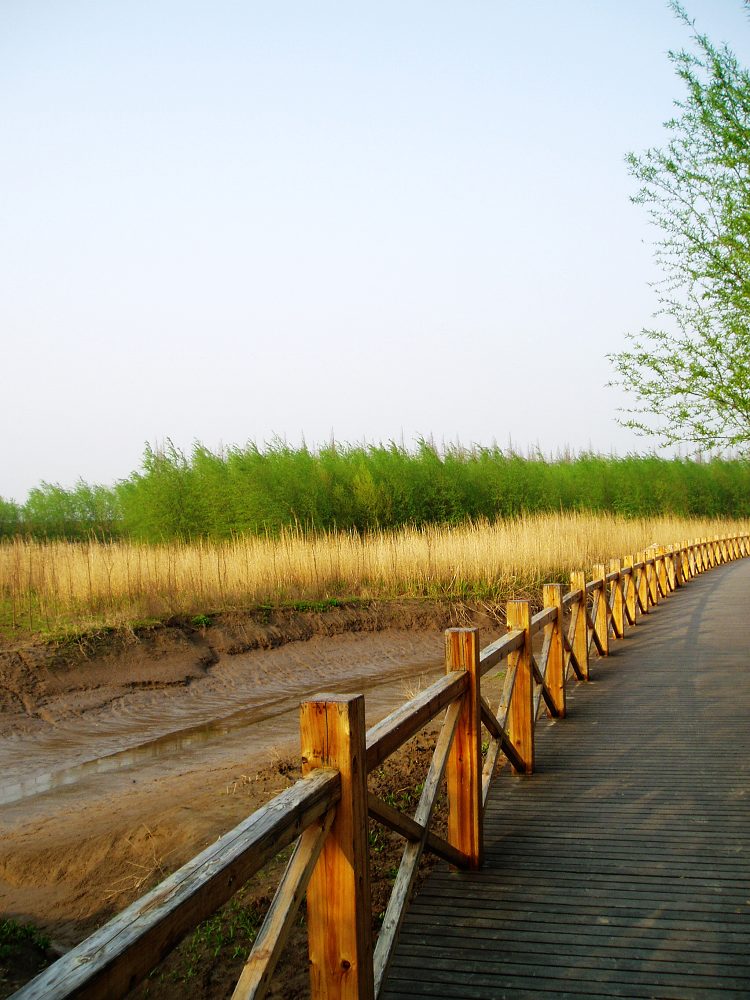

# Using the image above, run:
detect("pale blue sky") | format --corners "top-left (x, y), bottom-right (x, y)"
top-left (2, 1), bottom-right (749, 501)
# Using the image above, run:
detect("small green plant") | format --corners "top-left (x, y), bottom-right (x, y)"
top-left (191, 613), bottom-right (212, 628)
top-left (368, 826), bottom-right (387, 853)
top-left (290, 597), bottom-right (343, 613)
top-left (168, 893), bottom-right (264, 983)
top-left (0, 918), bottom-right (50, 961)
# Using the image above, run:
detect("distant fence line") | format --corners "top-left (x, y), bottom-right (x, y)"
top-left (15, 534), bottom-right (748, 1000)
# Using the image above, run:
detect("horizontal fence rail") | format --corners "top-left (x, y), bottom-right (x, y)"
top-left (15, 533), bottom-right (750, 1000)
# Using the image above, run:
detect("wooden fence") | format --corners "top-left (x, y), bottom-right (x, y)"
top-left (16, 534), bottom-right (749, 1000)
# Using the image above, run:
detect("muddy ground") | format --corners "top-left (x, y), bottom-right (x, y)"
top-left (0, 600), bottom-right (504, 998)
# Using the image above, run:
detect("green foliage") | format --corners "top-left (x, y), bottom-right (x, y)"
top-left (7, 442), bottom-right (750, 542)
top-left (611, 3), bottom-right (750, 451)
top-left (0, 918), bottom-right (50, 961)
top-left (161, 894), bottom-right (264, 983)
top-left (0, 497), bottom-right (22, 538)
top-left (6, 480), bottom-right (121, 541)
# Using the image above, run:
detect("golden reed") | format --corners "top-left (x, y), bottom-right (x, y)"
top-left (1, 512), bottom-right (746, 635)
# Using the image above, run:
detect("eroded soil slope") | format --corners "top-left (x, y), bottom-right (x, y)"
top-left (0, 600), bottom-right (493, 997)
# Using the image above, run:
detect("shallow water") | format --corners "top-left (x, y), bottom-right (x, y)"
top-left (0, 630), bottom-right (444, 808)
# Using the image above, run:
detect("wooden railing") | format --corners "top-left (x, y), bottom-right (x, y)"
top-left (16, 533), bottom-right (749, 1000)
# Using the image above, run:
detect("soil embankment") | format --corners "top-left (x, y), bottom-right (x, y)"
top-left (0, 600), bottom-right (495, 997)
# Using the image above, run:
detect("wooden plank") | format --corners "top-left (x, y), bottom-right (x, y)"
top-left (365, 672), bottom-right (467, 772)
top-left (656, 545), bottom-right (669, 596)
top-left (481, 739), bottom-right (502, 809)
top-left (646, 551), bottom-right (659, 605)
top-left (530, 605), bottom-right (556, 634)
top-left (444, 628), bottom-right (482, 869)
top-left (688, 542), bottom-right (698, 580)
top-left (232, 809), bottom-right (335, 1000)
top-left (562, 586), bottom-right (582, 609)
top-left (591, 566), bottom-right (610, 655)
top-left (635, 551), bottom-right (649, 613)
top-left (373, 700), bottom-right (462, 997)
top-left (15, 769), bottom-right (340, 1000)
top-left (568, 573), bottom-right (589, 680)
top-left (479, 701), bottom-right (525, 801)
top-left (495, 658), bottom-right (518, 734)
top-left (697, 538), bottom-right (705, 573)
top-left (531, 643), bottom-right (551, 720)
top-left (397, 921), bottom-right (750, 959)
top-left (669, 544), bottom-right (681, 589)
top-left (367, 792), bottom-right (468, 869)
top-left (677, 542), bottom-right (688, 585)
top-left (479, 697), bottom-right (502, 740)
top-left (562, 629), bottom-right (584, 682)
top-left (542, 584), bottom-right (565, 718)
top-left (622, 555), bottom-right (637, 625)
top-left (608, 559), bottom-right (624, 639)
top-left (479, 628), bottom-right (524, 676)
top-left (505, 601), bottom-right (533, 775)
top-left (301, 694), bottom-right (374, 1000)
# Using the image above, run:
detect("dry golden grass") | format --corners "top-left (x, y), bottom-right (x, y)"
top-left (1, 512), bottom-right (747, 637)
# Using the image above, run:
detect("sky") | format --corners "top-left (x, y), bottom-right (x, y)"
top-left (2, 1), bottom-right (749, 503)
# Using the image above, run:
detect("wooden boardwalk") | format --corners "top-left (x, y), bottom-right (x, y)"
top-left (384, 559), bottom-right (750, 999)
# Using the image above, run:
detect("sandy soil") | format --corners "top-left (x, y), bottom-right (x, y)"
top-left (0, 600), bottom-right (495, 998)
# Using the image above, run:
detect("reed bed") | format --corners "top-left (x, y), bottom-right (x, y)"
top-left (1, 512), bottom-right (746, 637)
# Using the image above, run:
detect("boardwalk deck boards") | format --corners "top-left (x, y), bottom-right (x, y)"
top-left (383, 561), bottom-right (750, 999)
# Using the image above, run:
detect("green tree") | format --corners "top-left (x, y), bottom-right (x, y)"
top-left (0, 497), bottom-right (22, 539)
top-left (610, 3), bottom-right (750, 452)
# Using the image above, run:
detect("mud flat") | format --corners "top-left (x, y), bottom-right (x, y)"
top-left (0, 601), bottom-right (486, 972)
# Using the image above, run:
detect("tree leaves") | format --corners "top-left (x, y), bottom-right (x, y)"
top-left (610, 3), bottom-right (750, 452)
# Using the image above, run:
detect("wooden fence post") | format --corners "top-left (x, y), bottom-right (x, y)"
top-left (656, 546), bottom-right (668, 597)
top-left (543, 584), bottom-right (565, 718)
top-left (506, 601), bottom-right (534, 774)
top-left (569, 571), bottom-right (590, 680)
top-left (623, 556), bottom-right (637, 625)
top-left (636, 551), bottom-right (649, 614)
top-left (609, 559), bottom-right (624, 638)
top-left (300, 694), bottom-right (374, 1000)
top-left (592, 564), bottom-right (610, 655)
top-left (668, 545), bottom-right (679, 590)
top-left (646, 550), bottom-right (659, 606)
top-left (679, 541), bottom-right (689, 583)
top-left (445, 628), bottom-right (483, 869)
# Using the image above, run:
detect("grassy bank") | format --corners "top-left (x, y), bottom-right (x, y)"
top-left (2, 512), bottom-right (745, 639)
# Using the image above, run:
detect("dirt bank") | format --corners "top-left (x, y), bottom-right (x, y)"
top-left (0, 599), bottom-right (501, 997)
top-left (0, 600), bottom-right (484, 728)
